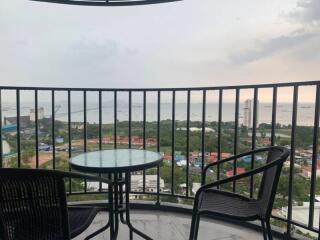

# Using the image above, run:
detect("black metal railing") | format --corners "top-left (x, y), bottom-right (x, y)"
top-left (30, 0), bottom-right (182, 7)
top-left (0, 80), bottom-right (319, 238)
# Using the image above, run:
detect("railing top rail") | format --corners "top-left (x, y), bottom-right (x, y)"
top-left (31, 0), bottom-right (182, 6)
top-left (0, 80), bottom-right (319, 92)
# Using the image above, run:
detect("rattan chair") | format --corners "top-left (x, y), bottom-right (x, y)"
top-left (189, 146), bottom-right (289, 240)
top-left (0, 168), bottom-right (111, 240)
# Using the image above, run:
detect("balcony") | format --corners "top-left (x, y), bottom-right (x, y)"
top-left (74, 209), bottom-right (276, 240)
top-left (0, 80), bottom-right (320, 239)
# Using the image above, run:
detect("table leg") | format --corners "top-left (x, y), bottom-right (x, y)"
top-left (113, 174), bottom-right (119, 239)
top-left (119, 173), bottom-right (127, 224)
top-left (124, 172), bottom-right (153, 240)
top-left (90, 172), bottom-right (154, 240)
top-left (109, 180), bottom-right (115, 240)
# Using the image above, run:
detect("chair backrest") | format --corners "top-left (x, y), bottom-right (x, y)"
top-left (0, 169), bottom-right (70, 240)
top-left (257, 146), bottom-right (289, 218)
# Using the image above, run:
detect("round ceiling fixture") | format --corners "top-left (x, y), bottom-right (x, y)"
top-left (30, 0), bottom-right (182, 6)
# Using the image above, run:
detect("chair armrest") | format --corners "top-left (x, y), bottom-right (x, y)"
top-left (196, 152), bottom-right (287, 201)
top-left (202, 147), bottom-right (272, 184)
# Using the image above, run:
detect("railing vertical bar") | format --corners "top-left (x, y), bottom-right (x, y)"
top-left (128, 91), bottom-right (132, 195)
top-left (129, 91), bottom-right (132, 149)
top-left (201, 90), bottom-right (206, 184)
top-left (99, 90), bottom-right (102, 192)
top-left (83, 91), bottom-right (87, 152)
top-left (52, 90), bottom-right (55, 169)
top-left (250, 87), bottom-right (258, 198)
top-left (271, 87), bottom-right (278, 146)
top-left (83, 91), bottom-right (87, 192)
top-left (68, 90), bottom-right (72, 193)
top-left (143, 90), bottom-right (147, 193)
top-left (114, 91), bottom-right (117, 149)
top-left (217, 89), bottom-right (222, 187)
top-left (186, 90), bottom-right (190, 197)
top-left (309, 84), bottom-right (320, 228)
top-left (232, 88), bottom-right (239, 192)
top-left (99, 91), bottom-right (102, 151)
top-left (35, 90), bottom-right (39, 169)
top-left (16, 89), bottom-right (21, 168)
top-left (287, 85), bottom-right (298, 236)
top-left (171, 90), bottom-right (176, 195)
top-left (0, 90), bottom-right (2, 168)
top-left (157, 90), bottom-right (161, 205)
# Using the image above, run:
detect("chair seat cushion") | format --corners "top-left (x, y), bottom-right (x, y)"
top-left (198, 189), bottom-right (261, 220)
top-left (68, 207), bottom-right (100, 238)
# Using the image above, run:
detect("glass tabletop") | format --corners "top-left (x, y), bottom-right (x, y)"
top-left (69, 149), bottom-right (163, 173)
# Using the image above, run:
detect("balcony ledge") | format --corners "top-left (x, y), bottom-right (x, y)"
top-left (69, 200), bottom-right (294, 240)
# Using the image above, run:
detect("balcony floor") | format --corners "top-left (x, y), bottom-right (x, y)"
top-left (73, 209), bottom-right (275, 240)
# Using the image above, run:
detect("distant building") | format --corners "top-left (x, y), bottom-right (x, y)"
top-left (177, 127), bottom-right (215, 133)
top-left (243, 99), bottom-right (259, 128)
top-left (55, 137), bottom-right (64, 144)
top-left (176, 160), bottom-right (189, 167)
top-left (88, 136), bottom-right (157, 146)
top-left (301, 160), bottom-right (320, 178)
top-left (38, 143), bottom-right (50, 151)
top-left (179, 183), bottom-right (187, 195)
top-left (70, 122), bottom-right (84, 130)
top-left (130, 175), bottom-right (165, 193)
top-left (192, 183), bottom-right (201, 195)
top-left (243, 99), bottom-right (252, 128)
top-left (208, 152), bottom-right (232, 163)
top-left (226, 167), bottom-right (246, 177)
top-left (86, 175), bottom-right (165, 200)
top-left (30, 107), bottom-right (45, 121)
top-left (4, 116), bottom-right (31, 129)
top-left (188, 151), bottom-right (232, 164)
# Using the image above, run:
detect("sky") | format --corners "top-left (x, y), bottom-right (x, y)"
top-left (0, 0), bottom-right (319, 92)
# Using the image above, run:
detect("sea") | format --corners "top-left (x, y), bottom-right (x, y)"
top-left (0, 101), bottom-right (317, 126)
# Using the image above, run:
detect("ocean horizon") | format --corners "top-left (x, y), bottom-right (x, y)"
top-left (1, 101), bottom-right (316, 126)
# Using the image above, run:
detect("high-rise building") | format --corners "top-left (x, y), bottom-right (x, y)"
top-left (243, 99), bottom-right (259, 128)
top-left (243, 99), bottom-right (252, 128)
top-left (30, 107), bottom-right (45, 121)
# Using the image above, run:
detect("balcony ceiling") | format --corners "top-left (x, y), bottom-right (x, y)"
top-left (30, 0), bottom-right (182, 6)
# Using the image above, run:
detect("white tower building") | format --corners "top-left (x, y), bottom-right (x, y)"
top-left (30, 107), bottom-right (45, 121)
top-left (243, 99), bottom-right (259, 128)
top-left (243, 99), bottom-right (252, 128)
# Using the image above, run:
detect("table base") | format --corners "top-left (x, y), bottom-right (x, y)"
top-left (85, 173), bottom-right (153, 240)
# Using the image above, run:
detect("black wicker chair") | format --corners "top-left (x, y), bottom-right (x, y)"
top-left (0, 168), bottom-right (111, 240)
top-left (189, 146), bottom-right (289, 240)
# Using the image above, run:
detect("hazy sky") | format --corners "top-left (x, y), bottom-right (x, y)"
top-left (0, 0), bottom-right (319, 89)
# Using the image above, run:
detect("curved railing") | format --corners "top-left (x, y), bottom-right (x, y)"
top-left (30, 0), bottom-right (182, 7)
top-left (0, 80), bottom-right (319, 239)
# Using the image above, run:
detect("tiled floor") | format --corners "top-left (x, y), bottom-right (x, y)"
top-left (74, 210), bottom-right (270, 240)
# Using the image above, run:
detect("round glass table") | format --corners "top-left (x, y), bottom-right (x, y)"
top-left (69, 149), bottom-right (163, 240)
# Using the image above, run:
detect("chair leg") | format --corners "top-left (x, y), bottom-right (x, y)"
top-left (261, 220), bottom-right (267, 240)
top-left (194, 214), bottom-right (200, 240)
top-left (266, 219), bottom-right (273, 240)
top-left (189, 211), bottom-right (200, 240)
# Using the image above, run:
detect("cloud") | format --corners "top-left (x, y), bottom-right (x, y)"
top-left (290, 0), bottom-right (320, 26)
top-left (228, 30), bottom-right (319, 64)
top-left (228, 0), bottom-right (320, 65)
top-left (67, 38), bottom-right (119, 65)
